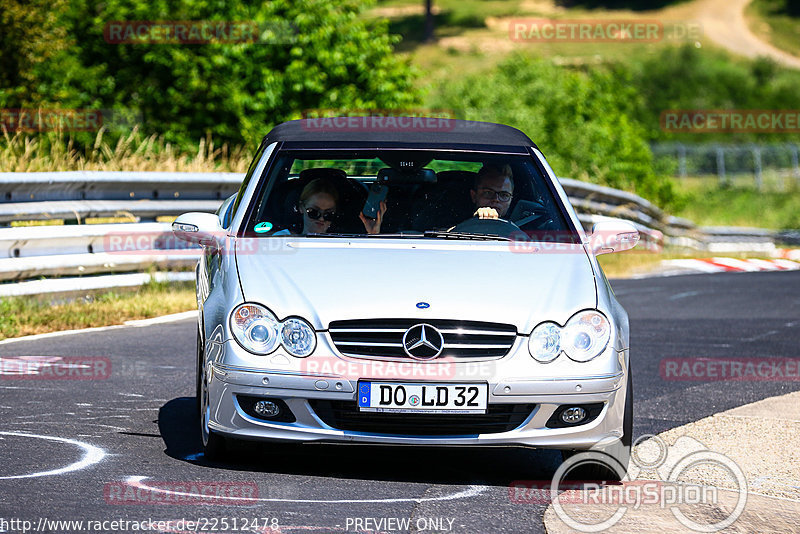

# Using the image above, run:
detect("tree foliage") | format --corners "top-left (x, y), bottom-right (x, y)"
top-left (432, 54), bottom-right (679, 208)
top-left (1, 0), bottom-right (418, 146)
top-left (0, 0), bottom-right (71, 104)
top-left (632, 45), bottom-right (800, 144)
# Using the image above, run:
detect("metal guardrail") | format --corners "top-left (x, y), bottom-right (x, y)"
top-left (558, 177), bottom-right (783, 251)
top-left (0, 171), bottom-right (787, 297)
top-left (0, 171), bottom-right (241, 223)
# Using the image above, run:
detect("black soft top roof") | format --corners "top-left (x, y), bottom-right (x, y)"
top-left (263, 117), bottom-right (537, 150)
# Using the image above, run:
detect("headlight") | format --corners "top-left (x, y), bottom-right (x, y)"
top-left (528, 322), bottom-right (562, 362)
top-left (280, 317), bottom-right (316, 357)
top-left (562, 310), bottom-right (610, 362)
top-left (528, 310), bottom-right (611, 363)
top-left (230, 303), bottom-right (280, 355)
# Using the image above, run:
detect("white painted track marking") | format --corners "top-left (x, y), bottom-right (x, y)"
top-left (661, 258), bottom-right (800, 276)
top-left (663, 259), bottom-right (726, 273)
top-left (0, 311), bottom-right (195, 346)
top-left (0, 431), bottom-right (106, 479)
top-left (709, 257), bottom-right (763, 271)
top-left (745, 258), bottom-right (784, 271)
top-left (125, 476), bottom-right (487, 504)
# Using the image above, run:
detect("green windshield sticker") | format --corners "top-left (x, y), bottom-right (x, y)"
top-left (254, 222), bottom-right (273, 233)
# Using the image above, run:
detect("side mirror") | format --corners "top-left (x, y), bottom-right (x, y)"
top-left (590, 220), bottom-right (640, 255)
top-left (172, 212), bottom-right (224, 247)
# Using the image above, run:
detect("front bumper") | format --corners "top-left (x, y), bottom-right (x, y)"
top-left (205, 339), bottom-right (628, 449)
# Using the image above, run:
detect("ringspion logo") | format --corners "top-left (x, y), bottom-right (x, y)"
top-left (518, 435), bottom-right (747, 533)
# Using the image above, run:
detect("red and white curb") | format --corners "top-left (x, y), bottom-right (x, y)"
top-left (663, 257), bottom-right (800, 274)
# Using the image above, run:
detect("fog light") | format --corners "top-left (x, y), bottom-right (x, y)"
top-left (561, 406), bottom-right (587, 424)
top-left (253, 400), bottom-right (280, 418)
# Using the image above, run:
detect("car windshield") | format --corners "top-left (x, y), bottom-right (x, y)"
top-left (244, 149), bottom-right (577, 241)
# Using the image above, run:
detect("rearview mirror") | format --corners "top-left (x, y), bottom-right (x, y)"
top-left (590, 220), bottom-right (640, 255)
top-left (172, 212), bottom-right (223, 247)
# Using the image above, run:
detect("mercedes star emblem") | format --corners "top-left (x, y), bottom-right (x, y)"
top-left (402, 323), bottom-right (444, 360)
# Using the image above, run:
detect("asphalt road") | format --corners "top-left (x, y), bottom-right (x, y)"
top-left (1, 271), bottom-right (798, 534)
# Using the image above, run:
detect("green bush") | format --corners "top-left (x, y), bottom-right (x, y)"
top-left (1, 0), bottom-right (419, 147)
top-left (632, 45), bottom-right (800, 145)
top-left (431, 54), bottom-right (681, 209)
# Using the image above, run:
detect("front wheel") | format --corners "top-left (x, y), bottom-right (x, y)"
top-left (195, 330), bottom-right (203, 414)
top-left (559, 370), bottom-right (633, 482)
top-left (198, 332), bottom-right (226, 461)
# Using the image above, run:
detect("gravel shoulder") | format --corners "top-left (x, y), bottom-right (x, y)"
top-left (691, 0), bottom-right (800, 68)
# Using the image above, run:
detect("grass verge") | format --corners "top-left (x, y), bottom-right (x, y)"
top-left (0, 280), bottom-right (196, 341)
top-left (597, 249), bottom-right (690, 278)
top-left (674, 178), bottom-right (800, 229)
top-left (0, 128), bottom-right (251, 172)
top-left (597, 248), bottom-right (778, 278)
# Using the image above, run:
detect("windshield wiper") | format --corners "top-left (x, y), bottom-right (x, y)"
top-left (422, 230), bottom-right (511, 241)
top-left (305, 232), bottom-right (365, 238)
top-left (305, 232), bottom-right (425, 238)
top-left (305, 231), bottom-right (508, 241)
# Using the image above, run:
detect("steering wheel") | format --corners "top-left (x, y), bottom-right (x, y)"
top-left (450, 217), bottom-right (523, 239)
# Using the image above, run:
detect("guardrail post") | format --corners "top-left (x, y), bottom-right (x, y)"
top-left (791, 144), bottom-right (800, 184)
top-left (752, 146), bottom-right (762, 191)
top-left (678, 143), bottom-right (687, 179)
top-left (716, 146), bottom-right (726, 186)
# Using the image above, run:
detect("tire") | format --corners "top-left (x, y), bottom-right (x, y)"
top-left (198, 329), bottom-right (227, 461)
top-left (203, 429), bottom-right (227, 461)
top-left (560, 370), bottom-right (633, 482)
top-left (195, 330), bottom-right (203, 415)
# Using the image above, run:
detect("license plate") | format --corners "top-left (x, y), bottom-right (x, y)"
top-left (357, 382), bottom-right (488, 414)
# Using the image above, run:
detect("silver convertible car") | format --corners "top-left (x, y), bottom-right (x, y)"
top-left (173, 118), bottom-right (638, 478)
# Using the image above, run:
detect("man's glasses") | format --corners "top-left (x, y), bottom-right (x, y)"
top-left (478, 188), bottom-right (513, 202)
top-left (304, 207), bottom-right (337, 222)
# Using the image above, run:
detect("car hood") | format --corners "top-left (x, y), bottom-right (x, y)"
top-left (235, 238), bottom-right (597, 334)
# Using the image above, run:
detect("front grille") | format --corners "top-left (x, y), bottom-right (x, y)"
top-left (309, 400), bottom-right (535, 436)
top-left (327, 319), bottom-right (517, 360)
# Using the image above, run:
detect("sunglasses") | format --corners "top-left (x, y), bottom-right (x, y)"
top-left (304, 207), bottom-right (337, 222)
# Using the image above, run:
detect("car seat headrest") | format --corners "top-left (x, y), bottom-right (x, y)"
top-left (298, 168), bottom-right (347, 183)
